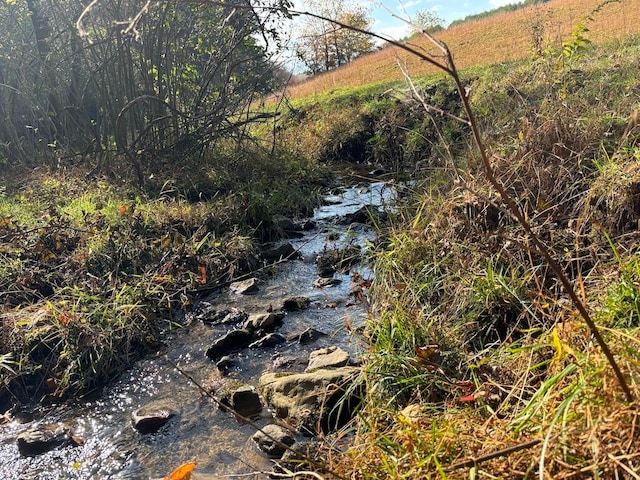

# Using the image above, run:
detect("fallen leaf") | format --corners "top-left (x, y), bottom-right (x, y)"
top-left (164, 461), bottom-right (196, 480)
top-left (195, 265), bottom-right (207, 285)
top-left (454, 381), bottom-right (475, 393)
top-left (458, 394), bottom-right (476, 403)
top-left (415, 345), bottom-right (439, 363)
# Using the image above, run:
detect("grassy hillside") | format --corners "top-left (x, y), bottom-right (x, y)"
top-left (287, 0), bottom-right (639, 99)
top-left (266, 1), bottom-right (640, 475)
top-left (278, 34), bottom-right (640, 480)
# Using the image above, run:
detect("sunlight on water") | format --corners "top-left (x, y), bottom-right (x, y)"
top-left (0, 180), bottom-right (396, 479)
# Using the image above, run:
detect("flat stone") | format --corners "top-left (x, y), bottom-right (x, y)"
top-left (131, 401), bottom-right (178, 434)
top-left (206, 329), bottom-right (253, 360)
top-left (294, 327), bottom-right (327, 345)
top-left (243, 312), bottom-right (285, 332)
top-left (230, 278), bottom-right (259, 295)
top-left (252, 424), bottom-right (295, 458)
top-left (249, 333), bottom-right (286, 349)
top-left (259, 367), bottom-right (360, 433)
top-left (200, 307), bottom-right (248, 325)
top-left (305, 346), bottom-right (350, 372)
top-left (313, 277), bottom-right (342, 288)
top-left (17, 423), bottom-right (77, 456)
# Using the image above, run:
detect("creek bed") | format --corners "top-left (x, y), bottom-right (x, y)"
top-left (0, 180), bottom-right (397, 479)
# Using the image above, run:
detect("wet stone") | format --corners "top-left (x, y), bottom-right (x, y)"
top-left (200, 307), bottom-right (248, 326)
top-left (313, 277), bottom-right (342, 288)
top-left (220, 385), bottom-right (263, 419)
top-left (315, 258), bottom-right (336, 278)
top-left (17, 423), bottom-right (77, 456)
top-left (294, 327), bottom-right (327, 345)
top-left (252, 424), bottom-right (296, 458)
top-left (243, 312), bottom-right (285, 332)
top-left (305, 346), bottom-right (350, 372)
top-left (272, 354), bottom-right (304, 371)
top-left (131, 401), bottom-right (179, 434)
top-left (262, 243), bottom-right (299, 261)
top-left (249, 332), bottom-right (287, 349)
top-left (274, 215), bottom-right (296, 232)
top-left (341, 205), bottom-right (387, 225)
top-left (216, 355), bottom-right (235, 373)
top-left (230, 278), bottom-right (259, 295)
top-left (206, 329), bottom-right (253, 360)
top-left (281, 296), bottom-right (311, 312)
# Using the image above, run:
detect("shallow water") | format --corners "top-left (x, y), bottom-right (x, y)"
top-left (0, 180), bottom-right (396, 479)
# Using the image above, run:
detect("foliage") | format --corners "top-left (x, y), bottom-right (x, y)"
top-left (315, 34), bottom-right (640, 479)
top-left (0, 142), bottom-right (329, 404)
top-left (411, 9), bottom-right (445, 34)
top-left (272, 77), bottom-right (469, 174)
top-left (294, 0), bottom-right (375, 74)
top-left (0, 0), bottom-right (291, 183)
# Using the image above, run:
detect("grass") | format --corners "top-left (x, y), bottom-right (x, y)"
top-left (286, 0), bottom-right (640, 100)
top-left (0, 145), bottom-right (331, 406)
top-left (298, 31), bottom-right (640, 480)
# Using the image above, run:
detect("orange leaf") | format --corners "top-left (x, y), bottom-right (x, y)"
top-left (454, 381), bottom-right (475, 393)
top-left (119, 205), bottom-right (127, 215)
top-left (195, 265), bottom-right (207, 285)
top-left (164, 462), bottom-right (196, 480)
top-left (458, 394), bottom-right (476, 403)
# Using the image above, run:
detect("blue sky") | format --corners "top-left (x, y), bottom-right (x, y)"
top-left (293, 1), bottom-right (525, 40)
top-left (369, 0), bottom-right (526, 39)
top-left (284, 0), bottom-right (524, 71)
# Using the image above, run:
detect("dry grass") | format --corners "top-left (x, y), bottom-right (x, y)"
top-left (287, 0), bottom-right (640, 99)
top-left (299, 29), bottom-right (640, 479)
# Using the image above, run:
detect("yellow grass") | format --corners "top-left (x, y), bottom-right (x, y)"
top-left (287, 0), bottom-right (640, 99)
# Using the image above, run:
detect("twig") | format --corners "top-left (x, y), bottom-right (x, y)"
top-left (607, 453), bottom-right (640, 480)
top-left (447, 439), bottom-right (541, 471)
top-left (166, 357), bottom-right (346, 480)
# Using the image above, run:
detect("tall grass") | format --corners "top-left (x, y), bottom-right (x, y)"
top-left (324, 30), bottom-right (640, 480)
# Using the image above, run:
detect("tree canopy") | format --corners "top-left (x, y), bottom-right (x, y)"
top-left (0, 0), bottom-right (291, 182)
top-left (294, 0), bottom-right (376, 75)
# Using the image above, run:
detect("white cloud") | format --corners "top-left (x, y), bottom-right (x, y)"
top-left (374, 19), bottom-right (411, 40)
top-left (401, 0), bottom-right (423, 8)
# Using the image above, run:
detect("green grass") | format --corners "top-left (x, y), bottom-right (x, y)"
top-left (320, 31), bottom-right (640, 480)
top-left (0, 144), bottom-right (331, 404)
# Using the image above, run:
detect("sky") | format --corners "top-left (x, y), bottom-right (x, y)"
top-left (293, 0), bottom-right (526, 41)
top-left (283, 0), bottom-right (525, 71)
top-left (368, 0), bottom-right (526, 39)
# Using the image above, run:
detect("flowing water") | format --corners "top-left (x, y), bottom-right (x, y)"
top-left (0, 180), bottom-right (398, 480)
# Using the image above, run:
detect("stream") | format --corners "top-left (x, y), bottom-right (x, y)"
top-left (0, 179), bottom-right (398, 479)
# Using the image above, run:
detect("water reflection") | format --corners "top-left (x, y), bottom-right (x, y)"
top-left (0, 180), bottom-right (394, 479)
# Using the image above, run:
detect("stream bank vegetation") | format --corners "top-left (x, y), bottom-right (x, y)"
top-left (296, 24), bottom-right (640, 480)
top-left (1, 1), bottom-right (639, 478)
top-left (0, 0), bottom-right (333, 410)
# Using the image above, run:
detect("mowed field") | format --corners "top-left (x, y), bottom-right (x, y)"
top-left (287, 0), bottom-right (640, 98)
